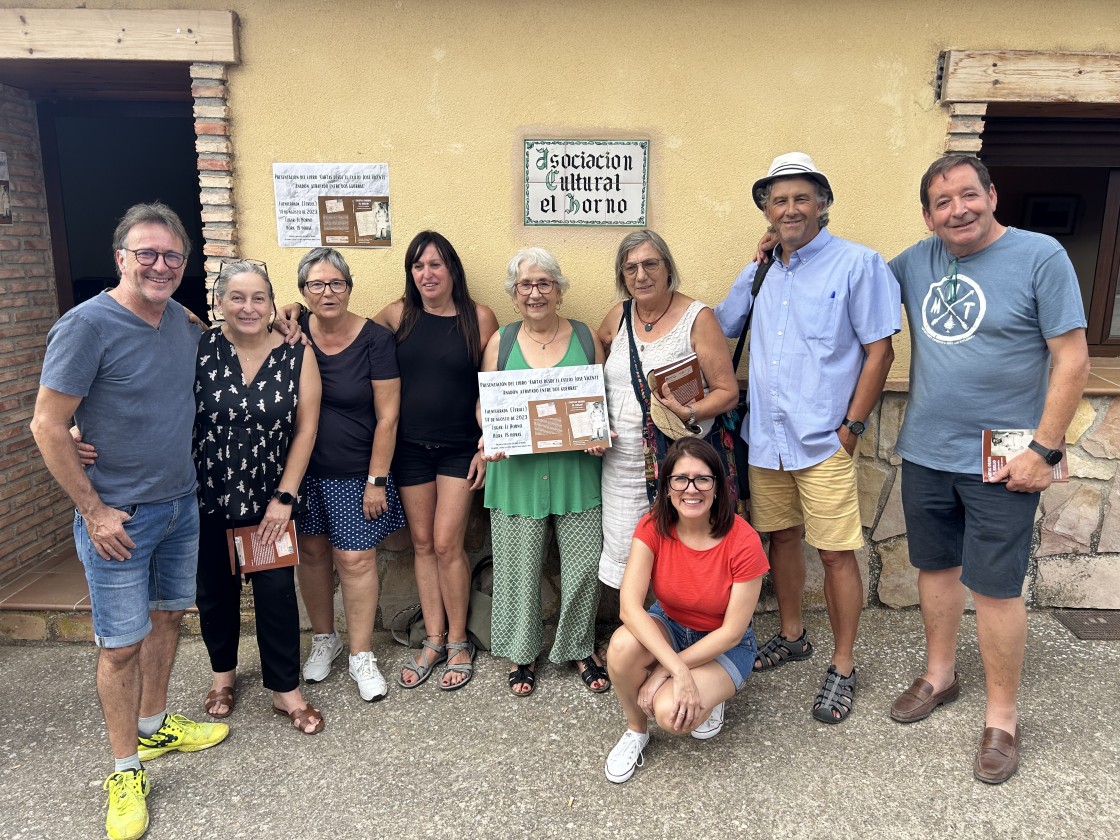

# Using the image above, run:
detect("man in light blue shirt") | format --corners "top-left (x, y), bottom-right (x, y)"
top-left (716, 152), bottom-right (900, 724)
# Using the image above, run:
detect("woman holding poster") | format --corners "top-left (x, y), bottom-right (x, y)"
top-left (481, 247), bottom-right (610, 697)
top-left (596, 230), bottom-right (739, 591)
top-left (375, 231), bottom-right (498, 691)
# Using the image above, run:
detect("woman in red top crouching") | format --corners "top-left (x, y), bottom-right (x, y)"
top-left (604, 437), bottom-right (768, 784)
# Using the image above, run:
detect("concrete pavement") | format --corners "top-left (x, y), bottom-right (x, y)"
top-left (0, 608), bottom-right (1117, 840)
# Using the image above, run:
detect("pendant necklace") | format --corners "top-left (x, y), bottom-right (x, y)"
top-left (636, 292), bottom-right (674, 332)
top-left (526, 317), bottom-right (561, 350)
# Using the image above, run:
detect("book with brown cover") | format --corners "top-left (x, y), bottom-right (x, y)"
top-left (226, 520), bottom-right (300, 574)
top-left (647, 354), bottom-right (702, 405)
top-left (982, 429), bottom-right (1069, 483)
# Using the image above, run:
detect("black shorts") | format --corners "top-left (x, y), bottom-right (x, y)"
top-left (392, 439), bottom-right (476, 487)
top-left (900, 460), bottom-right (1040, 599)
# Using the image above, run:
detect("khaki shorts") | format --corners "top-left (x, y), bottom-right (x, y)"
top-left (748, 448), bottom-right (863, 551)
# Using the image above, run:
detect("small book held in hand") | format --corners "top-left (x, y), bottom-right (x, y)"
top-left (647, 354), bottom-right (702, 405)
top-left (981, 429), bottom-right (1069, 483)
top-left (226, 520), bottom-right (300, 574)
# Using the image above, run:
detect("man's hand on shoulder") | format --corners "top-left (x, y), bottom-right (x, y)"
top-left (274, 303), bottom-right (308, 346)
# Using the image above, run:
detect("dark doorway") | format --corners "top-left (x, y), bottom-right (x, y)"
top-left (980, 114), bottom-right (1120, 354)
top-left (37, 99), bottom-right (206, 317)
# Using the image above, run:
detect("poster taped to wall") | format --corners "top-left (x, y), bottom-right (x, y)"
top-left (0, 152), bottom-right (12, 226)
top-left (273, 163), bottom-right (390, 247)
top-left (478, 364), bottom-right (611, 457)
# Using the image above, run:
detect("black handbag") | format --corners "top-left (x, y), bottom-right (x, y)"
top-left (730, 257), bottom-right (774, 502)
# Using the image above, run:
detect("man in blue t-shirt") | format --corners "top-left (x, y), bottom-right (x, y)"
top-left (31, 203), bottom-right (228, 840)
top-left (716, 152), bottom-right (901, 725)
top-left (887, 156), bottom-right (1089, 785)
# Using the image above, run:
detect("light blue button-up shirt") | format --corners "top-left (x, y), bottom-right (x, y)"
top-left (715, 227), bottom-right (901, 471)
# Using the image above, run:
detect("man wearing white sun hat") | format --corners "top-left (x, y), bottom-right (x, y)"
top-left (715, 152), bottom-right (901, 725)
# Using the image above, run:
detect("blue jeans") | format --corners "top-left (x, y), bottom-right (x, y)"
top-left (648, 602), bottom-right (757, 692)
top-left (75, 492), bottom-right (199, 648)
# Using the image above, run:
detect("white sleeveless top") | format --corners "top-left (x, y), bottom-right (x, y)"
top-left (599, 299), bottom-right (709, 588)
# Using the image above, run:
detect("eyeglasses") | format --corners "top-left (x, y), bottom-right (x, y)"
top-left (514, 280), bottom-right (555, 295)
top-left (304, 279), bottom-right (349, 295)
top-left (120, 247), bottom-right (186, 270)
top-left (621, 258), bottom-right (664, 279)
top-left (667, 474), bottom-right (716, 492)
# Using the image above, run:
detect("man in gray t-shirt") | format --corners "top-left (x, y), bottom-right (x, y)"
top-left (886, 156), bottom-right (1088, 785)
top-left (31, 203), bottom-right (227, 839)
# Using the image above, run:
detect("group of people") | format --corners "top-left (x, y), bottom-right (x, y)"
top-left (31, 150), bottom-right (1089, 839)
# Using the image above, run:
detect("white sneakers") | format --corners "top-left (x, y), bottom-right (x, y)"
top-left (303, 635), bottom-right (387, 702)
top-left (604, 730), bottom-right (649, 784)
top-left (691, 702), bottom-right (725, 740)
top-left (349, 651), bottom-right (388, 702)
top-left (303, 632), bottom-right (343, 683)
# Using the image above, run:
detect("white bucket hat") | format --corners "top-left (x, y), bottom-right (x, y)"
top-left (752, 152), bottom-right (834, 210)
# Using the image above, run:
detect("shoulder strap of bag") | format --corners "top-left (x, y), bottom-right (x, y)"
top-left (570, 319), bottom-right (596, 364)
top-left (731, 256), bottom-right (774, 371)
top-left (496, 321), bottom-right (523, 370)
top-left (621, 301), bottom-right (651, 412)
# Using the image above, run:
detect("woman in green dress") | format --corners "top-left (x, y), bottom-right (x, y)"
top-left (480, 247), bottom-right (610, 697)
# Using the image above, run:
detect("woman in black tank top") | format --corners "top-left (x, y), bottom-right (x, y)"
top-left (374, 231), bottom-right (498, 691)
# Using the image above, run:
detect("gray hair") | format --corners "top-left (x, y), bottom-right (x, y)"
top-left (757, 178), bottom-right (833, 228)
top-left (504, 247), bottom-right (571, 298)
top-left (297, 247), bottom-right (353, 291)
top-left (214, 260), bottom-right (272, 302)
top-left (613, 230), bottom-right (682, 299)
top-left (111, 202), bottom-right (192, 274)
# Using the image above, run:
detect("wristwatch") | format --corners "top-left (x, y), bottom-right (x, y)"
top-left (842, 417), bottom-right (866, 437)
top-left (1027, 440), bottom-right (1063, 466)
top-left (685, 406), bottom-right (702, 435)
top-left (367, 474), bottom-right (388, 487)
top-left (272, 490), bottom-right (295, 505)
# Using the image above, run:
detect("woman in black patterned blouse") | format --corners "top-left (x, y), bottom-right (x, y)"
top-left (193, 261), bottom-right (324, 734)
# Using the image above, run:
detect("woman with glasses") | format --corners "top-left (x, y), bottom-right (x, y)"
top-left (374, 231), bottom-right (497, 691)
top-left (194, 260), bottom-right (325, 732)
top-left (295, 247), bottom-right (404, 703)
top-left (603, 438), bottom-right (767, 783)
top-left (481, 248), bottom-right (609, 696)
top-left (596, 230), bottom-right (739, 592)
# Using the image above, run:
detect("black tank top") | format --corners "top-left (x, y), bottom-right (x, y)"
top-left (397, 311), bottom-right (481, 446)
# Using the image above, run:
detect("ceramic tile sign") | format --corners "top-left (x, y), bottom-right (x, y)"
top-left (273, 163), bottom-right (390, 247)
top-left (524, 140), bottom-right (647, 226)
top-left (0, 152), bottom-right (11, 226)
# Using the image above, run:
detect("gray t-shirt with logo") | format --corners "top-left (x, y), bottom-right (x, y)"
top-left (40, 291), bottom-right (201, 506)
top-left (889, 227), bottom-right (1086, 474)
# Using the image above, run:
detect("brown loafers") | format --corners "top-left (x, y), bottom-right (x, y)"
top-left (889, 673), bottom-right (960, 723)
top-left (974, 726), bottom-right (1020, 784)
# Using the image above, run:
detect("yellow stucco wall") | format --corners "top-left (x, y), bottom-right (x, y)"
top-left (17, 0), bottom-right (1120, 367)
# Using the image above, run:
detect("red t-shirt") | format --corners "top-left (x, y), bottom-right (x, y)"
top-left (633, 514), bottom-right (769, 632)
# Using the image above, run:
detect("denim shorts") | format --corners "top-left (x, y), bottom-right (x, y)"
top-left (392, 439), bottom-right (477, 487)
top-left (901, 460), bottom-right (1040, 598)
top-left (75, 492), bottom-right (199, 649)
top-left (647, 601), bottom-right (757, 692)
top-left (299, 475), bottom-right (407, 551)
